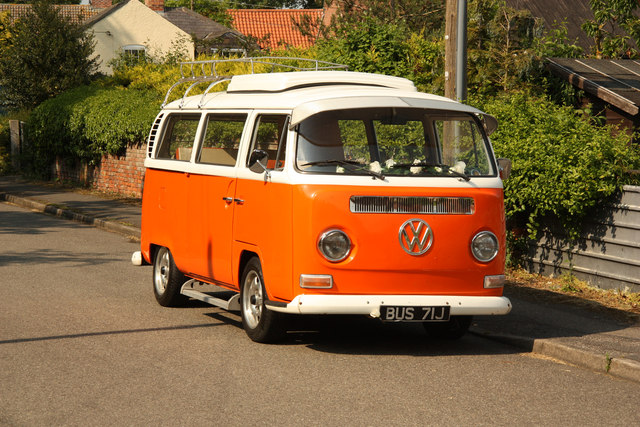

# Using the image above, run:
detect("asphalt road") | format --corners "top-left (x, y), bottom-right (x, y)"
top-left (1, 202), bottom-right (639, 426)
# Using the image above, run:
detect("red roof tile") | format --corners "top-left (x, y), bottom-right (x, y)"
top-left (228, 9), bottom-right (323, 49)
top-left (0, 4), bottom-right (101, 24)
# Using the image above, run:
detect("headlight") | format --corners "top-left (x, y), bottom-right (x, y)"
top-left (318, 229), bottom-right (351, 262)
top-left (471, 231), bottom-right (499, 262)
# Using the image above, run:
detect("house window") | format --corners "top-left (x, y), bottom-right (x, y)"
top-left (123, 44), bottom-right (146, 62)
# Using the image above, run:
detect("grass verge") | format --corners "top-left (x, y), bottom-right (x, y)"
top-left (507, 267), bottom-right (640, 320)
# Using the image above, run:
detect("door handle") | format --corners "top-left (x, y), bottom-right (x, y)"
top-left (222, 197), bottom-right (244, 205)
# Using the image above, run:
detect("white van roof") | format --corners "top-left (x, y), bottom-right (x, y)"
top-left (162, 61), bottom-right (498, 135)
top-left (226, 71), bottom-right (417, 93)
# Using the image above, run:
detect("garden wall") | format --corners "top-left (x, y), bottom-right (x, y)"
top-left (52, 142), bottom-right (146, 198)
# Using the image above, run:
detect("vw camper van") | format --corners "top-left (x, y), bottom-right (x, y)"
top-left (139, 58), bottom-right (512, 343)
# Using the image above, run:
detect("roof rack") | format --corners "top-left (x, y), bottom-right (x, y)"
top-left (162, 57), bottom-right (349, 108)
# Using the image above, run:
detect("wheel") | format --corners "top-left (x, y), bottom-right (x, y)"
top-left (422, 315), bottom-right (472, 340)
top-left (153, 246), bottom-right (187, 307)
top-left (240, 257), bottom-right (286, 343)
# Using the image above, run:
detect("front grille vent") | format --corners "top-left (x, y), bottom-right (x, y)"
top-left (147, 113), bottom-right (164, 158)
top-left (350, 196), bottom-right (475, 214)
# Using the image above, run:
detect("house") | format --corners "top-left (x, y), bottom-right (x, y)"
top-left (228, 9), bottom-right (325, 50)
top-left (161, 7), bottom-right (249, 56)
top-left (88, 0), bottom-right (247, 73)
top-left (86, 0), bottom-right (195, 73)
top-left (547, 57), bottom-right (640, 139)
top-left (1, 0), bottom-right (246, 75)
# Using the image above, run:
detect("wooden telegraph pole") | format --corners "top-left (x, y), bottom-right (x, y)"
top-left (443, 0), bottom-right (458, 164)
top-left (444, 0), bottom-right (457, 101)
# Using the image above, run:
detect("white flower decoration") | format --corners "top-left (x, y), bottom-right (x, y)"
top-left (410, 159), bottom-right (422, 174)
top-left (435, 166), bottom-right (442, 173)
top-left (385, 158), bottom-right (395, 168)
top-left (452, 161), bottom-right (466, 174)
top-left (369, 161), bottom-right (382, 174)
top-left (336, 166), bottom-right (345, 174)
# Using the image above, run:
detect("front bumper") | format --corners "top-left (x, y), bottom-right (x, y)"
top-left (267, 295), bottom-right (512, 317)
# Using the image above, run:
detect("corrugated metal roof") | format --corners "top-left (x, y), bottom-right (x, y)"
top-left (227, 9), bottom-right (322, 49)
top-left (547, 58), bottom-right (640, 116)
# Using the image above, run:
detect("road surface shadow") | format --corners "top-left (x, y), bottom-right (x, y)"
top-left (204, 309), bottom-right (521, 356)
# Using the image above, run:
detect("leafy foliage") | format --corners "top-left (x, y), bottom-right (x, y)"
top-left (26, 86), bottom-right (160, 178)
top-left (582, 0), bottom-right (640, 58)
top-left (315, 13), bottom-right (443, 93)
top-left (0, 0), bottom-right (97, 110)
top-left (478, 92), bottom-right (640, 238)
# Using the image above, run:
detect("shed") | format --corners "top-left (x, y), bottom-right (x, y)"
top-left (547, 57), bottom-right (640, 138)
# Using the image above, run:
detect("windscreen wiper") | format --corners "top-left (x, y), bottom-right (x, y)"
top-left (301, 160), bottom-right (385, 181)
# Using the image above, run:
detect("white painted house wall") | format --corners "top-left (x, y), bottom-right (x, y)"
top-left (89, 0), bottom-right (193, 74)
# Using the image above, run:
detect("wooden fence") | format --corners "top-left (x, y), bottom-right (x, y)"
top-left (525, 185), bottom-right (640, 293)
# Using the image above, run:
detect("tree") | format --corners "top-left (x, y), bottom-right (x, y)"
top-left (582, 0), bottom-right (640, 58)
top-left (320, 0), bottom-right (444, 35)
top-left (0, 0), bottom-right (97, 110)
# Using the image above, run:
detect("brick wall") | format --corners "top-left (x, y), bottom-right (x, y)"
top-left (93, 143), bottom-right (146, 198)
top-left (52, 142), bottom-right (146, 198)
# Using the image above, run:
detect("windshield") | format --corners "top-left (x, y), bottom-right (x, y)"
top-left (296, 108), bottom-right (496, 178)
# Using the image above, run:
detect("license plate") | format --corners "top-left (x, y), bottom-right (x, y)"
top-left (380, 305), bottom-right (450, 322)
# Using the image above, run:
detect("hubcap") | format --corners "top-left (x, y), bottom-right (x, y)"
top-left (154, 249), bottom-right (170, 295)
top-left (242, 270), bottom-right (263, 329)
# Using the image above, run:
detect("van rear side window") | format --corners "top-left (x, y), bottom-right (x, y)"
top-left (197, 114), bottom-right (247, 166)
top-left (156, 114), bottom-right (200, 161)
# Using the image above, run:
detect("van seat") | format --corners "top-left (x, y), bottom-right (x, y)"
top-left (200, 147), bottom-right (238, 166)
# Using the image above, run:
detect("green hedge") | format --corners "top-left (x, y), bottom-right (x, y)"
top-left (478, 92), bottom-right (640, 238)
top-left (26, 86), bottom-right (160, 177)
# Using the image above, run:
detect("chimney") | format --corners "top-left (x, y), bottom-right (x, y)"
top-left (92, 0), bottom-right (112, 8)
top-left (145, 0), bottom-right (164, 12)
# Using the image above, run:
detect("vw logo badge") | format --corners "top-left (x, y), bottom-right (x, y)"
top-left (399, 219), bottom-right (433, 256)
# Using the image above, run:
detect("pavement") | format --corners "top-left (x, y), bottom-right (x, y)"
top-left (2, 174), bottom-right (639, 384)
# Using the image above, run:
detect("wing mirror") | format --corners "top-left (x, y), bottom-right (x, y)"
top-left (497, 158), bottom-right (511, 180)
top-left (248, 149), bottom-right (271, 182)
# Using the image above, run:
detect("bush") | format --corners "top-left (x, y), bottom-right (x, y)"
top-left (26, 86), bottom-right (160, 178)
top-left (478, 92), bottom-right (640, 238)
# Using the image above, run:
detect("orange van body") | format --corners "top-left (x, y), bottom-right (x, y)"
top-left (142, 177), bottom-right (505, 300)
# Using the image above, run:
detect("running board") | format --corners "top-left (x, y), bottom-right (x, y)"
top-left (180, 279), bottom-right (240, 311)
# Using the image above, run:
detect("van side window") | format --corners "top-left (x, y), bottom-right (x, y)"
top-left (248, 114), bottom-right (289, 172)
top-left (156, 114), bottom-right (200, 161)
top-left (197, 114), bottom-right (247, 166)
